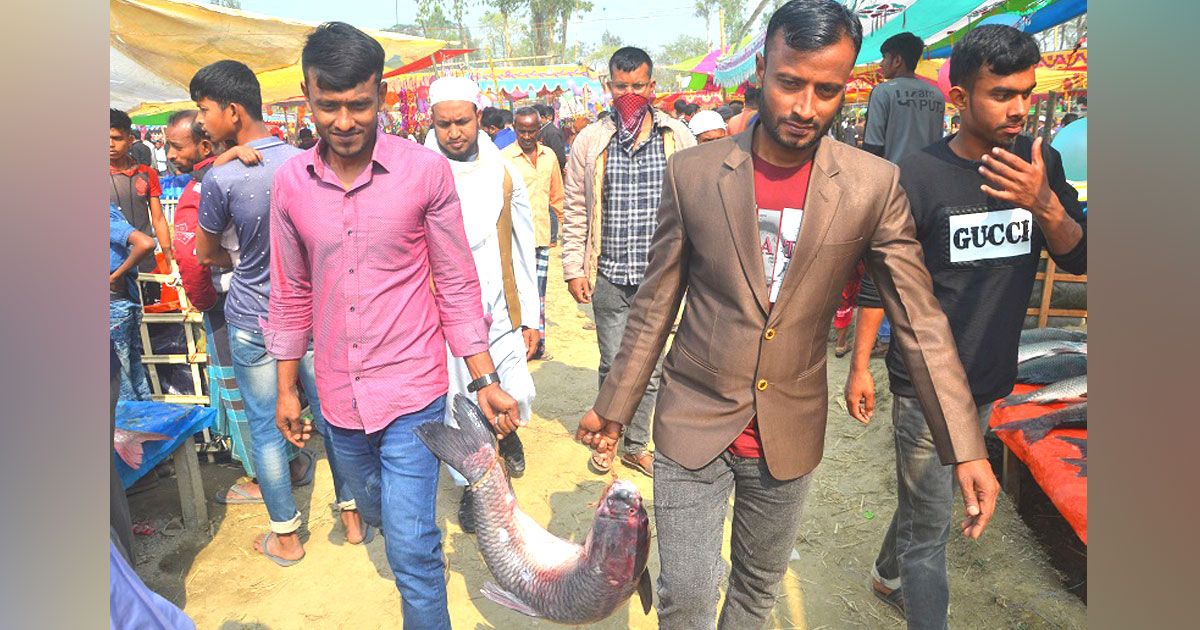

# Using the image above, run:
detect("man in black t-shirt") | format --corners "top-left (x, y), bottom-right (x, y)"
top-left (844, 26), bottom-right (1086, 629)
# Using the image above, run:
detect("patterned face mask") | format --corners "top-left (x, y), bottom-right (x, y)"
top-left (613, 92), bottom-right (651, 136)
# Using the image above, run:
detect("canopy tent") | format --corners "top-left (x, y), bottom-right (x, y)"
top-left (925, 0), bottom-right (1087, 57)
top-left (382, 49), bottom-right (475, 78)
top-left (843, 52), bottom-right (1085, 103)
top-left (111, 0), bottom-right (445, 112)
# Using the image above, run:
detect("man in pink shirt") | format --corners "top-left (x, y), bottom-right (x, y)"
top-left (264, 23), bottom-right (519, 628)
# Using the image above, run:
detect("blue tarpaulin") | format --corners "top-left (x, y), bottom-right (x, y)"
top-left (115, 401), bottom-right (216, 489)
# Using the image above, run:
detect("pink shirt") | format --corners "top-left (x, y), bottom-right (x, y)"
top-left (265, 133), bottom-right (490, 433)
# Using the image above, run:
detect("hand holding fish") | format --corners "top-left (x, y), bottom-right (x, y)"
top-left (477, 382), bottom-right (520, 437)
top-left (954, 459), bottom-right (999, 539)
top-left (576, 408), bottom-right (623, 454)
top-left (979, 137), bottom-right (1060, 221)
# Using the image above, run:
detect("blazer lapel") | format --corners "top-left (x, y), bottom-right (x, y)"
top-left (767, 139), bottom-right (845, 325)
top-left (718, 132), bottom-right (769, 314)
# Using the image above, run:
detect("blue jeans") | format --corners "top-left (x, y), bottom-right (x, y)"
top-left (109, 299), bottom-right (152, 401)
top-left (228, 325), bottom-right (354, 532)
top-left (873, 395), bottom-right (993, 630)
top-left (325, 396), bottom-right (451, 629)
top-left (879, 315), bottom-right (892, 343)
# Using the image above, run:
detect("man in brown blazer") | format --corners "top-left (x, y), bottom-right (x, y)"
top-left (575, 1), bottom-right (999, 627)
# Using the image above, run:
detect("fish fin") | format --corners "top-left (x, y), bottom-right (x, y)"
top-left (636, 569), bottom-right (654, 615)
top-left (114, 442), bottom-right (142, 469)
top-left (412, 395), bottom-right (495, 484)
top-left (480, 581), bottom-right (541, 618)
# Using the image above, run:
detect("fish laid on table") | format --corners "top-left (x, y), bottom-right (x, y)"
top-left (113, 428), bottom-right (171, 469)
top-left (1017, 340), bottom-right (1087, 364)
top-left (1016, 352), bottom-right (1088, 384)
top-left (1001, 376), bottom-right (1088, 407)
top-left (993, 403), bottom-right (1087, 443)
top-left (415, 395), bottom-right (652, 625)
top-left (1057, 435), bottom-right (1087, 477)
top-left (1019, 327), bottom-right (1087, 345)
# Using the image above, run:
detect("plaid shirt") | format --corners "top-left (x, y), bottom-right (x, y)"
top-left (598, 120), bottom-right (668, 286)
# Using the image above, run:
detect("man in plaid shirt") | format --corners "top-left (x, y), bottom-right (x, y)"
top-left (561, 46), bottom-right (695, 477)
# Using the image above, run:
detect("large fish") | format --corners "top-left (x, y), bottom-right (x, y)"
top-left (415, 395), bottom-right (653, 625)
top-left (113, 427), bottom-right (171, 469)
top-left (1019, 327), bottom-right (1086, 345)
top-left (1017, 340), bottom-right (1087, 364)
top-left (1001, 376), bottom-right (1088, 407)
top-left (1016, 352), bottom-right (1088, 385)
top-left (993, 403), bottom-right (1087, 443)
top-left (1057, 435), bottom-right (1087, 477)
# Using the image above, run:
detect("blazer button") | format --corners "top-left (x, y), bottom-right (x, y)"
top-left (756, 379), bottom-right (769, 391)
top-left (764, 328), bottom-right (776, 340)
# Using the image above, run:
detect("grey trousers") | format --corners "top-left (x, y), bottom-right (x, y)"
top-left (654, 452), bottom-right (813, 629)
top-left (592, 273), bottom-right (662, 454)
top-left (873, 394), bottom-right (993, 630)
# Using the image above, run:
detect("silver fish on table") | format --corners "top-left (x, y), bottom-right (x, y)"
top-left (993, 403), bottom-right (1087, 443)
top-left (113, 427), bottom-right (171, 469)
top-left (1019, 327), bottom-right (1087, 345)
top-left (1016, 352), bottom-right (1088, 385)
top-left (1001, 376), bottom-right (1088, 407)
top-left (1017, 340), bottom-right (1087, 364)
top-left (415, 395), bottom-right (653, 625)
top-left (1057, 435), bottom-right (1087, 477)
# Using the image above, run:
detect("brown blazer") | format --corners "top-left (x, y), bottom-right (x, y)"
top-left (593, 130), bottom-right (987, 481)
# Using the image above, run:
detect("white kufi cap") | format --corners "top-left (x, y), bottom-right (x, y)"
top-left (688, 109), bottom-right (727, 136)
top-left (429, 76), bottom-right (481, 107)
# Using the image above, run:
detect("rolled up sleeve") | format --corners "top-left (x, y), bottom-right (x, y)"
top-left (425, 158), bottom-right (490, 357)
top-left (263, 179), bottom-right (312, 360)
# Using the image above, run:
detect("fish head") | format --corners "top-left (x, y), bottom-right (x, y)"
top-left (588, 479), bottom-right (652, 581)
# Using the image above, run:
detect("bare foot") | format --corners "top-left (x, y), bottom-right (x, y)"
top-left (341, 509), bottom-right (365, 544)
top-left (254, 531), bottom-right (304, 562)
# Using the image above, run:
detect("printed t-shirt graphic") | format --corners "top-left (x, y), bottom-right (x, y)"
top-left (727, 153), bottom-right (814, 459)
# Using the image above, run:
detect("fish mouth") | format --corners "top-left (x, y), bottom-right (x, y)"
top-left (597, 480), bottom-right (644, 518)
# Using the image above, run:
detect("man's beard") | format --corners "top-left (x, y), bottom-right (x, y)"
top-left (444, 138), bottom-right (479, 162)
top-left (762, 111), bottom-right (832, 154)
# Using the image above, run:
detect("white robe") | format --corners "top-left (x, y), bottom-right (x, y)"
top-left (426, 131), bottom-right (540, 448)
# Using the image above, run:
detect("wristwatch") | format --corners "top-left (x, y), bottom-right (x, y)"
top-left (467, 371), bottom-right (501, 393)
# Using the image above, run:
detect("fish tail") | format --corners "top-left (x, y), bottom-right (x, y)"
top-left (413, 394), bottom-right (495, 484)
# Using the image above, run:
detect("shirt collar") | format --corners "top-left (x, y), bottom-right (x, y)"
top-left (246, 135), bottom-right (286, 151)
top-left (306, 132), bottom-right (399, 185)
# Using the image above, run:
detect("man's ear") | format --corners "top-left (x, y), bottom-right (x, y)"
top-left (948, 84), bottom-right (968, 112)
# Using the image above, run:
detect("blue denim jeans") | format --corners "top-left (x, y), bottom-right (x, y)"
top-left (873, 394), bottom-right (993, 630)
top-left (109, 299), bottom-right (152, 401)
top-left (879, 315), bottom-right (892, 343)
top-left (325, 396), bottom-right (451, 629)
top-left (228, 325), bottom-right (354, 533)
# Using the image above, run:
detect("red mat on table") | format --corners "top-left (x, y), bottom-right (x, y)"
top-left (990, 384), bottom-right (1087, 544)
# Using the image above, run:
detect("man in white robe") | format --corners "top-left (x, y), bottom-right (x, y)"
top-left (426, 77), bottom-right (541, 533)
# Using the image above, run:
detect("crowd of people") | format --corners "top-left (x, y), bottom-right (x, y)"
top-left (108, 0), bottom-right (1086, 627)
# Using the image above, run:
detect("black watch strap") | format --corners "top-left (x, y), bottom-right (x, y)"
top-left (467, 371), bottom-right (501, 393)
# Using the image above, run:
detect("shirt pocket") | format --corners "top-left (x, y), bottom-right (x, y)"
top-left (815, 237), bottom-right (865, 260)
top-left (364, 211), bottom-right (421, 271)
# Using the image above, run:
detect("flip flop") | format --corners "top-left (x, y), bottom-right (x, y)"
top-left (214, 483), bottom-right (264, 505)
top-left (257, 532), bottom-right (304, 567)
top-left (871, 580), bottom-right (905, 614)
top-left (588, 451), bottom-right (612, 474)
top-left (620, 451), bottom-right (655, 478)
top-left (349, 524), bottom-right (376, 546)
top-left (291, 450), bottom-right (316, 487)
top-left (834, 345), bottom-right (850, 358)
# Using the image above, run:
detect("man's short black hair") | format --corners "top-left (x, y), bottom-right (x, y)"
top-left (673, 100), bottom-right (688, 114)
top-left (534, 103), bottom-right (555, 121)
top-left (686, 103), bottom-right (701, 116)
top-left (716, 106), bottom-right (735, 121)
top-left (597, 110), bottom-right (610, 120)
top-left (609, 46), bottom-right (653, 76)
top-left (949, 25), bottom-right (1041, 89)
top-left (481, 107), bottom-right (506, 129)
top-left (513, 106), bottom-right (540, 122)
top-left (189, 59), bottom-right (263, 121)
top-left (166, 109), bottom-right (206, 144)
top-left (765, 0), bottom-right (863, 59)
top-left (500, 109), bottom-right (514, 125)
top-left (110, 108), bottom-right (133, 134)
top-left (298, 127), bottom-right (314, 138)
top-left (730, 101), bottom-right (745, 114)
top-left (880, 32), bottom-right (924, 72)
top-left (302, 21), bottom-right (386, 92)
top-left (743, 85), bottom-right (761, 107)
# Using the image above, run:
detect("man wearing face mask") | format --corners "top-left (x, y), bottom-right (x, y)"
top-left (424, 76), bottom-right (541, 534)
top-left (561, 46), bottom-right (696, 478)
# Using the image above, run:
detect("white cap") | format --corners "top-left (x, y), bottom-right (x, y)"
top-left (429, 76), bottom-right (481, 107)
top-left (688, 109), bottom-right (727, 136)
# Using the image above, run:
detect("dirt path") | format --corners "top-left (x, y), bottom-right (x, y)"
top-left (130, 247), bottom-right (1085, 628)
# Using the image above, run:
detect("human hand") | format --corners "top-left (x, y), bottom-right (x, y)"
top-left (567, 277), bottom-right (593, 304)
top-left (216, 145), bottom-right (263, 167)
top-left (109, 272), bottom-right (122, 293)
top-left (275, 388), bottom-right (311, 448)
top-left (954, 458), bottom-right (1000, 539)
top-left (575, 408), bottom-right (622, 454)
top-left (979, 137), bottom-right (1058, 220)
top-left (844, 368), bottom-right (876, 424)
top-left (521, 327), bottom-right (541, 360)
top-left (477, 383), bottom-right (520, 436)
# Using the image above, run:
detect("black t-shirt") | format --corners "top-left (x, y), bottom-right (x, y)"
top-left (860, 134), bottom-right (1086, 405)
top-left (539, 123), bottom-right (567, 170)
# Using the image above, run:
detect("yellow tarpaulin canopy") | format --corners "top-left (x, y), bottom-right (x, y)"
top-left (112, 0), bottom-right (446, 113)
top-left (844, 58), bottom-right (1086, 104)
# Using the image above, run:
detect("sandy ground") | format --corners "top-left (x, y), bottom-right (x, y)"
top-left (130, 247), bottom-right (1086, 629)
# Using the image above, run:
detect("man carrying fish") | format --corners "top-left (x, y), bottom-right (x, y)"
top-left (845, 25), bottom-right (1086, 629)
top-left (577, 1), bottom-right (999, 627)
top-left (264, 23), bottom-right (519, 629)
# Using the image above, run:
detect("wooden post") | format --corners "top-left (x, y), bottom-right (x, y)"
top-left (171, 441), bottom-right (209, 535)
top-left (1002, 445), bottom-right (1023, 504)
top-left (1041, 91), bottom-right (1059, 142)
